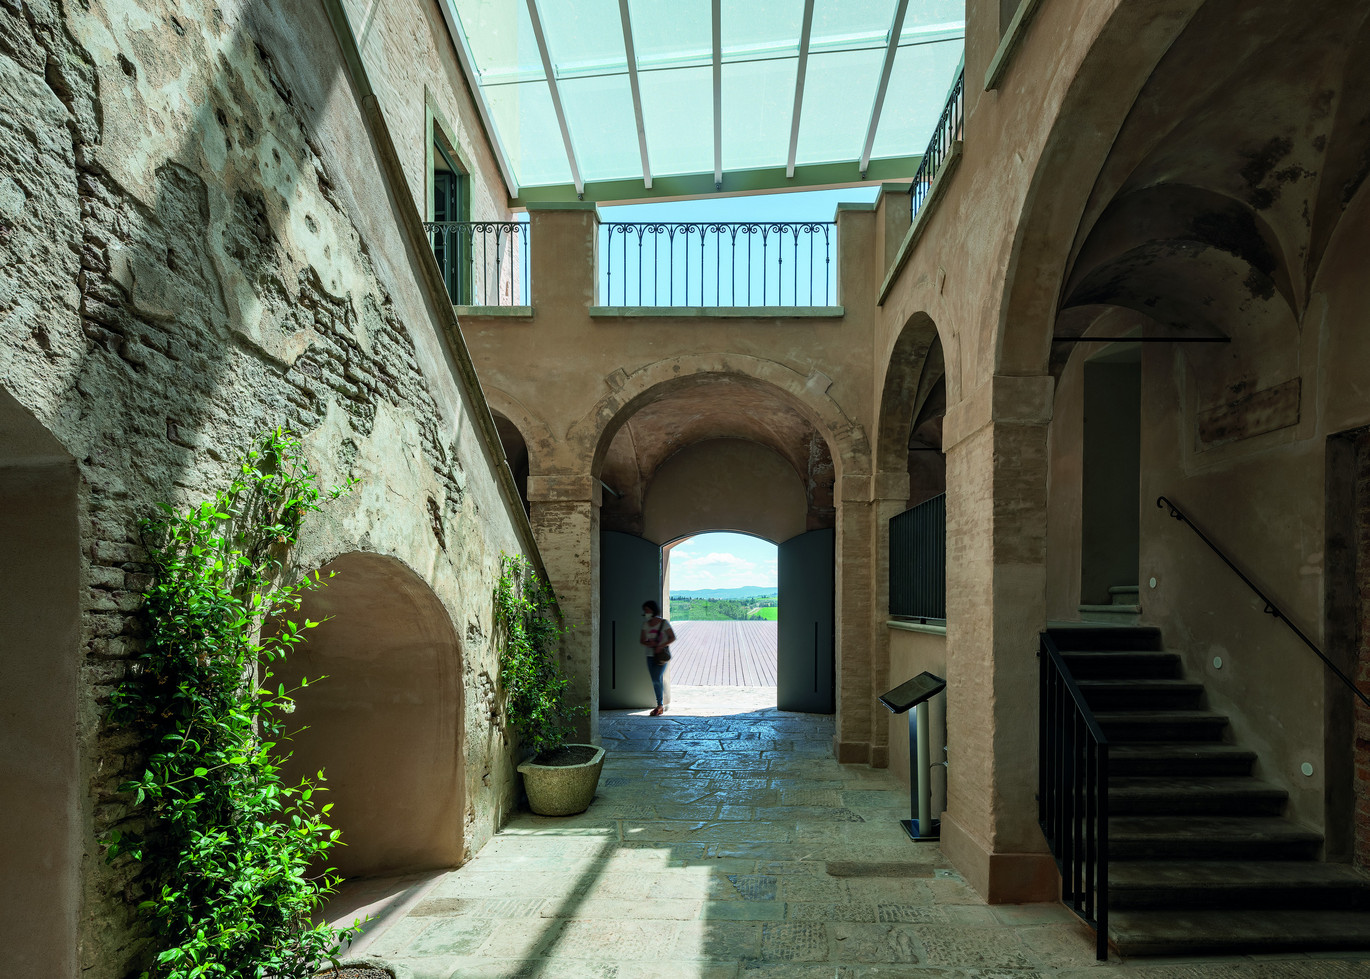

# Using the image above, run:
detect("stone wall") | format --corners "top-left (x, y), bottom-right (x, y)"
top-left (0, 1), bottom-right (531, 973)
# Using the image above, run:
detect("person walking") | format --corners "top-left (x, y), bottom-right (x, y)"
top-left (640, 600), bottom-right (674, 716)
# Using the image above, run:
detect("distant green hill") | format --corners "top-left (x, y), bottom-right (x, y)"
top-left (669, 586), bottom-right (777, 599)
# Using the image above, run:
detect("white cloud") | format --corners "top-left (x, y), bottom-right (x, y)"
top-left (669, 547), bottom-right (777, 590)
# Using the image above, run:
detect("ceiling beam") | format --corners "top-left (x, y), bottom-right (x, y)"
top-left (712, 0), bottom-right (722, 189)
top-left (859, 0), bottom-right (910, 177)
top-left (436, 0), bottom-right (519, 197)
top-left (511, 156), bottom-right (920, 207)
top-left (525, 0), bottom-right (584, 196)
top-left (617, 0), bottom-right (652, 189)
top-left (786, 0), bottom-right (815, 179)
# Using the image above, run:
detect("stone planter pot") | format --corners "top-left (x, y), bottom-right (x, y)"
top-left (516, 744), bottom-right (605, 816)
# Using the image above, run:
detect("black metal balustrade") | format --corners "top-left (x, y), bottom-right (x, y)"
top-left (1039, 632), bottom-right (1110, 962)
top-left (889, 493), bottom-right (946, 620)
top-left (424, 221), bottom-right (529, 307)
top-left (599, 222), bottom-right (835, 308)
top-left (910, 68), bottom-right (965, 222)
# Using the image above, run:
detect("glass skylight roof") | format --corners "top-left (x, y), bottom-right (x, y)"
top-left (442, 0), bottom-right (965, 201)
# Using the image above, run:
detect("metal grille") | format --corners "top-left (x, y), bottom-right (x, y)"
top-left (888, 493), bottom-right (946, 620)
top-left (423, 221), bottom-right (529, 307)
top-left (599, 222), bottom-right (835, 308)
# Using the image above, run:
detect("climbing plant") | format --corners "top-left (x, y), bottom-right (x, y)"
top-left (494, 553), bottom-right (585, 759)
top-left (104, 429), bottom-right (358, 979)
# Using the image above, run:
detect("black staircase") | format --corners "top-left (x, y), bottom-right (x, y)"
top-left (1042, 625), bottom-right (1370, 957)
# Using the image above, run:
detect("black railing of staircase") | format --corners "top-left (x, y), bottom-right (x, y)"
top-left (909, 68), bottom-right (965, 222)
top-left (423, 220), bottom-right (529, 307)
top-left (1038, 632), bottom-right (1110, 962)
top-left (1156, 496), bottom-right (1370, 709)
top-left (889, 493), bottom-right (946, 620)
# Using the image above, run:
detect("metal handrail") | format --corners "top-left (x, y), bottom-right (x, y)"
top-left (1156, 496), bottom-right (1370, 709)
top-left (423, 220), bottom-right (529, 307)
top-left (909, 68), bottom-right (965, 221)
top-left (1039, 632), bottom-right (1110, 962)
top-left (599, 221), bottom-right (835, 308)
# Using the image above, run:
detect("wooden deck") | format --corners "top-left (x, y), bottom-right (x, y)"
top-left (666, 620), bottom-right (777, 686)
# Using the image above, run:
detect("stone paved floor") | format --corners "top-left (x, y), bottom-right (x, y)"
top-left (332, 694), bottom-right (1370, 978)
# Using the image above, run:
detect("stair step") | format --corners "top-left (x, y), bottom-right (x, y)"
top-left (1078, 679), bottom-right (1204, 710)
top-left (1109, 908), bottom-right (1370, 956)
top-left (1108, 585), bottom-right (1140, 606)
top-left (1046, 626), bottom-right (1163, 652)
top-left (1109, 861), bottom-right (1370, 910)
top-left (1109, 815), bottom-right (1321, 860)
top-left (1060, 652), bottom-right (1182, 680)
top-left (1109, 776), bottom-right (1286, 815)
top-left (1094, 709), bottom-right (1228, 741)
top-left (1110, 742), bottom-right (1256, 777)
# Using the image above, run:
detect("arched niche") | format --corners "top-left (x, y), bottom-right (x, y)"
top-left (0, 386), bottom-right (80, 973)
top-left (642, 438), bottom-right (807, 545)
top-left (274, 551), bottom-right (462, 877)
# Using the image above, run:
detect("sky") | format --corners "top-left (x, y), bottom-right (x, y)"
top-left (669, 532), bottom-right (778, 591)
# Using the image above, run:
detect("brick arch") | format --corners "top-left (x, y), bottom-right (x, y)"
top-left (875, 311), bottom-right (944, 478)
top-left (482, 386), bottom-right (554, 476)
top-left (997, 0), bottom-right (1203, 375)
top-left (565, 354), bottom-right (870, 483)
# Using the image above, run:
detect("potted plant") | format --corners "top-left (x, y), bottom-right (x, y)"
top-left (495, 554), bottom-right (602, 816)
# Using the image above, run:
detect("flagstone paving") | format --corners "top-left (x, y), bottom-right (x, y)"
top-left (329, 693), bottom-right (1370, 978)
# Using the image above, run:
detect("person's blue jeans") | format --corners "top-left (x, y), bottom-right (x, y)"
top-left (646, 657), bottom-right (667, 706)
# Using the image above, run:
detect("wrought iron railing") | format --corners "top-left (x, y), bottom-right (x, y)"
top-left (1039, 632), bottom-right (1110, 962)
top-left (1157, 496), bottom-right (1370, 708)
top-left (889, 493), bottom-right (946, 620)
top-left (599, 222), bottom-right (835, 308)
top-left (910, 68), bottom-right (965, 222)
top-left (424, 221), bottom-right (529, 307)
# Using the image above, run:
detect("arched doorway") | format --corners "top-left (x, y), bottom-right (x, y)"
top-left (593, 377), bottom-right (839, 715)
top-left (0, 386), bottom-right (80, 973)
top-left (273, 552), bottom-right (463, 877)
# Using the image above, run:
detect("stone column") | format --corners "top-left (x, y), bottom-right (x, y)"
top-left (834, 475), bottom-right (875, 763)
top-left (937, 373), bottom-right (1058, 903)
top-left (528, 474), bottom-right (601, 744)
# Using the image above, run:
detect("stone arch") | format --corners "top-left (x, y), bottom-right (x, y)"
top-left (997, 0), bottom-right (1204, 375)
top-left (483, 386), bottom-right (553, 476)
top-left (274, 551), bottom-right (463, 877)
top-left (0, 386), bottom-right (80, 974)
top-left (567, 354), bottom-right (869, 482)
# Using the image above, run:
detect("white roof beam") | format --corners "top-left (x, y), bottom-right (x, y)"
top-left (618, 0), bottom-right (652, 189)
top-left (712, 0), bottom-right (722, 189)
top-left (786, 0), bottom-right (815, 179)
top-left (526, 0), bottom-right (584, 196)
top-left (859, 0), bottom-right (910, 177)
top-left (436, 0), bottom-right (519, 197)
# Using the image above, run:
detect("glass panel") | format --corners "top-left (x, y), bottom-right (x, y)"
top-left (561, 73), bottom-right (644, 181)
top-left (793, 47), bottom-right (884, 165)
top-left (721, 58), bottom-right (797, 171)
top-left (869, 41), bottom-right (964, 160)
top-left (900, 0), bottom-right (966, 34)
top-left (639, 64), bottom-right (715, 177)
top-left (628, 0), bottom-right (711, 68)
top-left (537, 0), bottom-right (627, 74)
top-left (451, 0), bottom-right (542, 83)
top-left (485, 80), bottom-right (572, 187)
top-left (809, 0), bottom-right (896, 49)
top-left (721, 0), bottom-right (803, 58)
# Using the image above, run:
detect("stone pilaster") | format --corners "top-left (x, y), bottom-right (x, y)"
top-left (834, 475), bottom-right (875, 763)
top-left (937, 374), bottom-right (1058, 903)
top-left (529, 474), bottom-right (601, 743)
